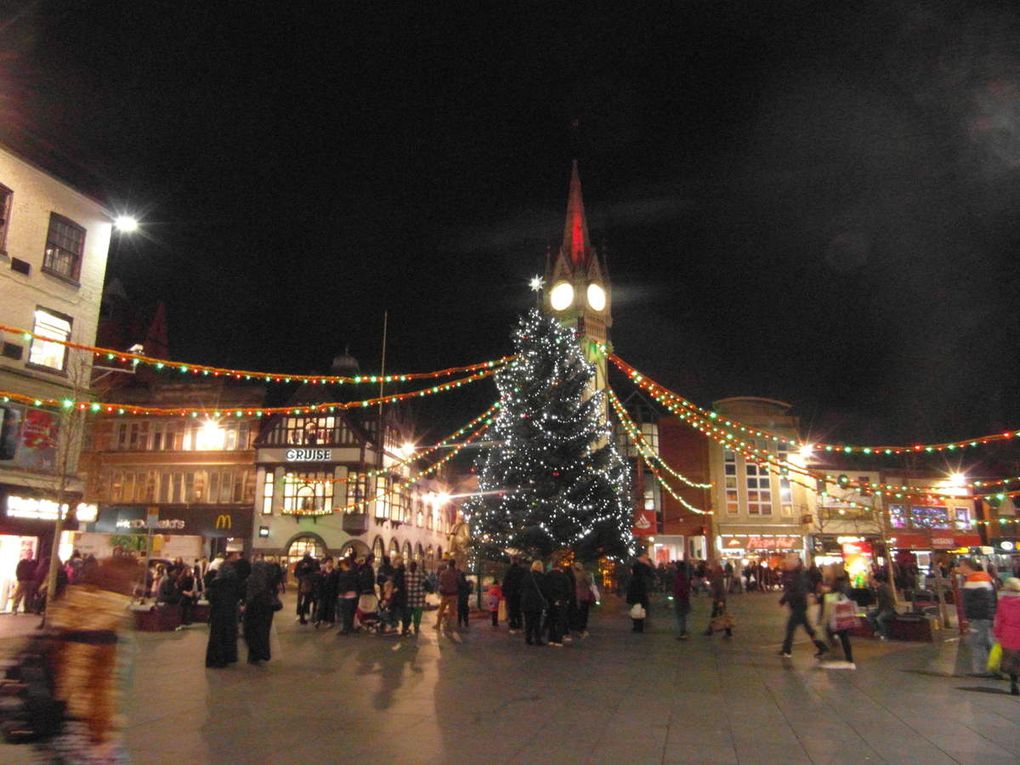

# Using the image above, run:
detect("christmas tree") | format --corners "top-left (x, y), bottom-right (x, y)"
top-left (468, 309), bottom-right (634, 561)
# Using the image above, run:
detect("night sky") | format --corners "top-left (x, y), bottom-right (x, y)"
top-left (2, 2), bottom-right (1018, 450)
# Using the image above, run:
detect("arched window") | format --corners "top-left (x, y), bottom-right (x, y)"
top-left (403, 541), bottom-right (412, 561)
top-left (389, 538), bottom-right (400, 558)
top-left (416, 543), bottom-right (424, 562)
top-left (372, 536), bottom-right (385, 561)
top-left (286, 535), bottom-right (326, 569)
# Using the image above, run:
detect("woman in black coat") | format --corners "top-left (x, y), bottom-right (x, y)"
top-left (627, 555), bottom-right (655, 633)
top-left (519, 560), bottom-right (548, 646)
top-left (243, 560), bottom-right (280, 664)
top-left (205, 567), bottom-right (240, 668)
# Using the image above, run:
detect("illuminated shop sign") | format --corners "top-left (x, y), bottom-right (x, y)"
top-left (285, 448), bottom-right (333, 462)
top-left (723, 535), bottom-right (801, 551)
top-left (5, 495), bottom-right (98, 523)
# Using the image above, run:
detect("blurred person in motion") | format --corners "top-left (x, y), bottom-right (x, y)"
top-left (243, 558), bottom-right (281, 664)
top-left (205, 565), bottom-right (240, 668)
top-left (994, 577), bottom-right (1020, 695)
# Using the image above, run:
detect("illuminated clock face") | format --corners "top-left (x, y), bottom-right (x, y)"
top-left (550, 281), bottom-right (574, 311)
top-left (587, 283), bottom-right (606, 311)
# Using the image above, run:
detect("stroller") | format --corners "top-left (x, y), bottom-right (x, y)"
top-left (354, 593), bottom-right (382, 633)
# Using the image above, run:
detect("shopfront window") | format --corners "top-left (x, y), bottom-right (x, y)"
top-left (889, 504), bottom-right (908, 529)
top-left (281, 471), bottom-right (334, 515)
top-left (286, 536), bottom-right (325, 568)
top-left (952, 507), bottom-right (971, 530)
top-left (911, 505), bottom-right (949, 529)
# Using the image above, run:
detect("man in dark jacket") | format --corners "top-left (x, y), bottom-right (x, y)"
top-left (503, 558), bottom-right (525, 634)
top-left (779, 557), bottom-right (828, 658)
top-left (12, 554), bottom-right (37, 615)
top-left (543, 563), bottom-right (573, 646)
top-left (959, 558), bottom-right (997, 674)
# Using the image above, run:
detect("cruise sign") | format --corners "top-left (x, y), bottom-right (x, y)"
top-left (285, 448), bottom-right (333, 462)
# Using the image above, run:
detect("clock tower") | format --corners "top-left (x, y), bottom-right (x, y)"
top-left (544, 160), bottom-right (612, 400)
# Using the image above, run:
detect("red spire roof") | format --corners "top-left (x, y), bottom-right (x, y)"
top-left (561, 159), bottom-right (592, 268)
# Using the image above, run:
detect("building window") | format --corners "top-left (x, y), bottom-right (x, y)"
top-left (345, 471), bottom-right (367, 512)
top-left (375, 475), bottom-right (391, 520)
top-left (0, 183), bottom-right (12, 254)
top-left (28, 308), bottom-right (72, 371)
top-left (953, 507), bottom-right (971, 530)
top-left (266, 415), bottom-right (354, 446)
top-left (281, 471), bottom-right (333, 515)
top-left (746, 461), bottom-right (772, 516)
top-left (777, 445), bottom-right (793, 516)
top-left (262, 471), bottom-right (274, 515)
top-left (724, 450), bottom-right (738, 514)
top-left (42, 213), bottom-right (86, 282)
top-left (889, 504), bottom-right (907, 529)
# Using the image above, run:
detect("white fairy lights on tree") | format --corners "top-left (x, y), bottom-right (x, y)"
top-left (467, 309), bottom-right (634, 561)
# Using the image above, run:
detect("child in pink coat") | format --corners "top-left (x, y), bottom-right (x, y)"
top-left (993, 577), bottom-right (1020, 695)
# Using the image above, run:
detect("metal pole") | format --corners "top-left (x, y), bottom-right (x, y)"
top-left (377, 310), bottom-right (388, 469)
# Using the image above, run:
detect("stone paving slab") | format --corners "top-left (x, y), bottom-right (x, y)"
top-left (2, 593), bottom-right (1019, 763)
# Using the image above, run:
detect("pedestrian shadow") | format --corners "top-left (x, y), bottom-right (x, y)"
top-left (354, 638), bottom-right (423, 711)
top-left (954, 685), bottom-right (1015, 695)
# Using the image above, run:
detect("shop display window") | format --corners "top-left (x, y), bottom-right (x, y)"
top-left (889, 504), bottom-right (908, 528)
top-left (911, 505), bottom-right (949, 529)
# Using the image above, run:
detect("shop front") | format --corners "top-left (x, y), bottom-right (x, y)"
top-left (889, 530), bottom-right (983, 575)
top-left (0, 491), bottom-right (96, 612)
top-left (809, 534), bottom-right (886, 587)
top-left (719, 533), bottom-right (805, 565)
top-left (85, 505), bottom-right (253, 562)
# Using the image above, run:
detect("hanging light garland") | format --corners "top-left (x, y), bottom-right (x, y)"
top-left (608, 388), bottom-right (710, 515)
top-left (607, 388), bottom-right (712, 490)
top-left (0, 321), bottom-right (510, 385)
top-left (280, 403), bottom-right (500, 487)
top-left (610, 354), bottom-right (1020, 457)
top-left (0, 367), bottom-right (498, 418)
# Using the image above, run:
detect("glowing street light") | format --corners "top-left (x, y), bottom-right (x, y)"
top-left (798, 443), bottom-right (814, 461)
top-left (948, 471), bottom-right (967, 488)
top-left (114, 215), bottom-right (139, 233)
top-left (529, 275), bottom-right (545, 292)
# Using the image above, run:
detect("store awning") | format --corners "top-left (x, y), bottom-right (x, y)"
top-left (889, 531), bottom-right (982, 550)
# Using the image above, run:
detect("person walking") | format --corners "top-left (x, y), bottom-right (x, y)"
top-left (404, 560), bottom-right (427, 635)
top-left (993, 577), bottom-right (1020, 695)
top-left (390, 556), bottom-right (410, 636)
top-left (818, 567), bottom-right (855, 669)
top-left (314, 557), bottom-right (338, 628)
top-left (176, 566), bottom-right (197, 629)
top-left (486, 579), bottom-right (503, 629)
top-left (205, 566), bottom-right (240, 668)
top-left (544, 562), bottom-right (572, 647)
top-left (503, 557), bottom-right (525, 634)
top-left (779, 556), bottom-right (829, 659)
top-left (243, 559), bottom-right (280, 664)
top-left (294, 552), bottom-right (319, 625)
top-left (435, 559), bottom-right (461, 641)
top-left (520, 560), bottom-right (547, 646)
top-left (626, 554), bottom-right (655, 633)
top-left (673, 559), bottom-right (692, 640)
top-left (703, 562), bottom-right (733, 637)
top-left (11, 552), bottom-right (37, 614)
top-left (335, 558), bottom-right (360, 635)
top-left (572, 562), bottom-right (595, 638)
top-left (958, 558), bottom-right (997, 676)
top-left (457, 568), bottom-right (471, 630)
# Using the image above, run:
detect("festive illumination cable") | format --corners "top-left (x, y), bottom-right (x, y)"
top-left (609, 389), bottom-right (710, 515)
top-left (0, 322), bottom-right (510, 385)
top-left (607, 388), bottom-right (712, 490)
top-left (610, 354), bottom-right (1020, 457)
top-left (0, 367), bottom-right (497, 417)
top-left (335, 421), bottom-right (492, 515)
top-left (281, 403), bottom-right (500, 487)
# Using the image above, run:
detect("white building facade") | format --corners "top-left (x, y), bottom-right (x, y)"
top-left (0, 144), bottom-right (114, 608)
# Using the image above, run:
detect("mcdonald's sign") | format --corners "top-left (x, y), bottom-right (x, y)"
top-left (214, 514), bottom-right (232, 530)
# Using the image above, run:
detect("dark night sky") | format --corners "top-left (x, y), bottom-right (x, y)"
top-left (2, 1), bottom-right (1018, 448)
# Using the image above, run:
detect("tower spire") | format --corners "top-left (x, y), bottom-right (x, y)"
top-left (561, 159), bottom-right (592, 268)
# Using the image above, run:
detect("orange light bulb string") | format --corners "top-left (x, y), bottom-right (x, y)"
top-left (281, 402), bottom-right (500, 487)
top-left (610, 353), bottom-right (1020, 458)
top-left (607, 388), bottom-right (710, 515)
top-left (0, 366), bottom-right (499, 417)
top-left (0, 321), bottom-right (511, 385)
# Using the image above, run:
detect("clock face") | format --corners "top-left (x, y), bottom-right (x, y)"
top-left (550, 281), bottom-right (574, 311)
top-left (587, 283), bottom-right (606, 311)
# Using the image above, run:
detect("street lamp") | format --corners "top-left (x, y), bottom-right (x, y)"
top-left (114, 215), bottom-right (139, 233)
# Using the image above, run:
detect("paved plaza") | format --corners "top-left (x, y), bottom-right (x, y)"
top-left (2, 593), bottom-right (1020, 764)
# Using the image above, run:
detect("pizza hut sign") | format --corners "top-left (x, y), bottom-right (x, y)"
top-left (746, 536), bottom-right (799, 551)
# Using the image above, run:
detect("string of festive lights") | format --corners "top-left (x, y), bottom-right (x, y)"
top-left (610, 354), bottom-right (1020, 457)
top-left (0, 367), bottom-right (497, 417)
top-left (0, 322), bottom-right (510, 385)
top-left (607, 388), bottom-right (712, 490)
top-left (280, 403), bottom-right (500, 487)
top-left (335, 421), bottom-right (492, 514)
